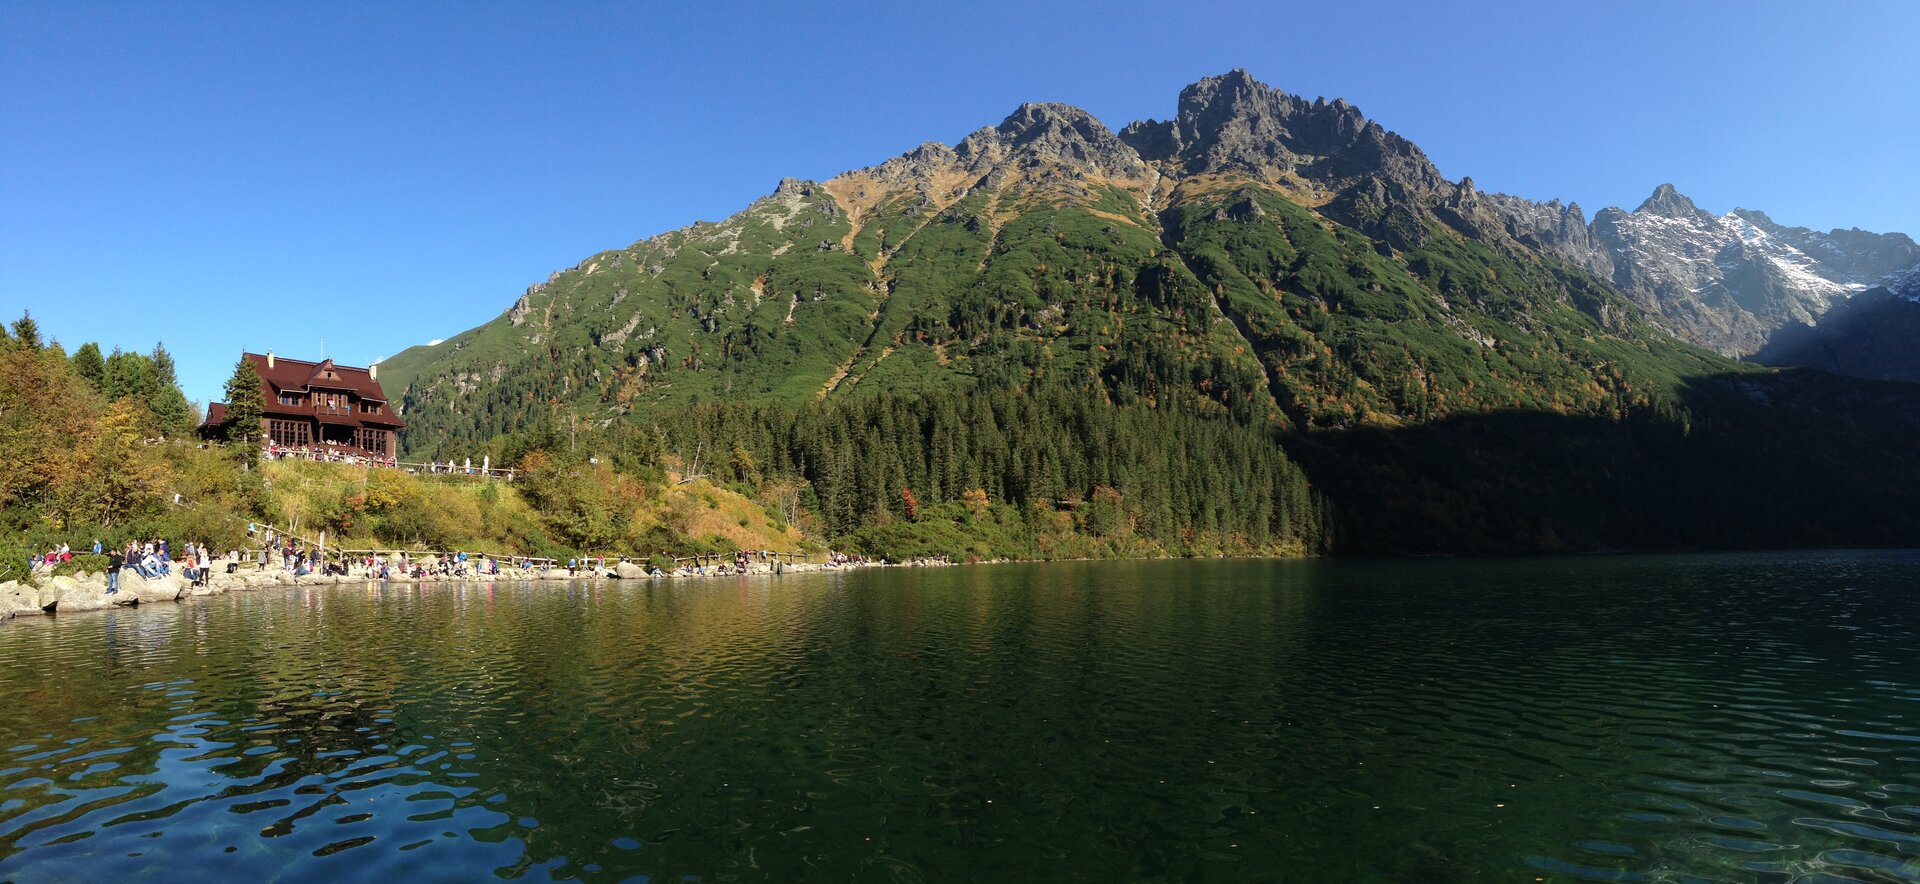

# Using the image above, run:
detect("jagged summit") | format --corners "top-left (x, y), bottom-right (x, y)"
top-left (958, 102), bottom-right (1148, 180)
top-left (1118, 69), bottom-right (1384, 183)
top-left (1635, 183), bottom-right (1714, 221)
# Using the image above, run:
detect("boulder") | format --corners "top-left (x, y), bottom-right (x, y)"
top-left (48, 575), bottom-right (115, 613)
top-left (121, 570), bottom-right (187, 604)
top-left (0, 581), bottom-right (42, 618)
top-left (615, 561), bottom-right (647, 580)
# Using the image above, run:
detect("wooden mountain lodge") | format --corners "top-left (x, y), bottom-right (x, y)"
top-left (203, 351), bottom-right (404, 457)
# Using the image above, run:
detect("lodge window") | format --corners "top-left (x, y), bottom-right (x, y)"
top-left (267, 419), bottom-right (310, 448)
top-left (359, 402), bottom-right (381, 414)
top-left (354, 428), bottom-right (387, 455)
top-left (279, 392), bottom-right (301, 406)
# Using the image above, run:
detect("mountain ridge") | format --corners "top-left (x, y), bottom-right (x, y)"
top-left (378, 70), bottom-right (1920, 430)
top-left (366, 70), bottom-right (1920, 555)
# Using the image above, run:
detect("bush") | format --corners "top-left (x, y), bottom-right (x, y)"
top-left (51, 554), bottom-right (108, 578)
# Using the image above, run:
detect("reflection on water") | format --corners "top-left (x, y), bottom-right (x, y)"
top-left (1, 554), bottom-right (1917, 881)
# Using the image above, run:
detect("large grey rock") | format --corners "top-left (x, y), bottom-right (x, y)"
top-left (47, 576), bottom-right (115, 613)
top-left (121, 570), bottom-right (186, 604)
top-left (615, 561), bottom-right (647, 580)
top-left (0, 581), bottom-right (42, 618)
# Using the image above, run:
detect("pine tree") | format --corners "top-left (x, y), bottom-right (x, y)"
top-left (10, 311), bottom-right (41, 350)
top-left (147, 343), bottom-right (194, 438)
top-left (222, 357), bottom-right (267, 458)
top-left (102, 348), bottom-right (154, 402)
top-left (70, 342), bottom-right (106, 392)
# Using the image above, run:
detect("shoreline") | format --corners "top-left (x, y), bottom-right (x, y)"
top-left (0, 554), bottom-right (958, 623)
top-left (9, 547), bottom-right (1916, 626)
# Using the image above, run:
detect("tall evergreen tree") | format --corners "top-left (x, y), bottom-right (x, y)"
top-left (70, 342), bottom-right (106, 391)
top-left (221, 357), bottom-right (267, 458)
top-left (9, 311), bottom-right (41, 351)
top-left (147, 342), bottom-right (194, 437)
top-left (102, 348), bottom-right (154, 402)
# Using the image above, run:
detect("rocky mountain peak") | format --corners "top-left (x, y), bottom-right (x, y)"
top-left (771, 177), bottom-right (817, 198)
top-left (1119, 70), bottom-right (1372, 180)
top-left (953, 102), bottom-right (1148, 182)
top-left (1636, 183), bottom-right (1712, 222)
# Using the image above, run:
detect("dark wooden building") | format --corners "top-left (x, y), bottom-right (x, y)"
top-left (203, 352), bottom-right (404, 457)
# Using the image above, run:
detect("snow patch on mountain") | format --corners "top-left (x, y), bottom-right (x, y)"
top-left (1590, 186), bottom-right (1919, 355)
top-left (1720, 212), bottom-right (1866, 300)
top-left (1890, 266), bottom-right (1920, 303)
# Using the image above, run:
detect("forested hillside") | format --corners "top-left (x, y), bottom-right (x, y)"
top-left (373, 72), bottom-right (1920, 555)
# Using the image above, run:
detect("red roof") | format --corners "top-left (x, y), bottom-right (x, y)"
top-left (202, 352), bottom-right (404, 430)
top-left (247, 353), bottom-right (389, 400)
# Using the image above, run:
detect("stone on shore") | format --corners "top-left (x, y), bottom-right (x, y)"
top-left (1, 581), bottom-right (42, 619)
top-left (615, 561), bottom-right (647, 580)
top-left (42, 575), bottom-right (117, 612)
top-left (117, 571), bottom-right (185, 604)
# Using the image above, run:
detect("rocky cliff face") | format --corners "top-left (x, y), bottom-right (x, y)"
top-left (1121, 69), bottom-right (1461, 250)
top-left (1589, 184), bottom-right (1920, 356)
top-left (1757, 267), bottom-right (1920, 382)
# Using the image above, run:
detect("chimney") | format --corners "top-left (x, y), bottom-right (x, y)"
top-left (370, 363), bottom-right (378, 380)
top-left (267, 350), bottom-right (275, 369)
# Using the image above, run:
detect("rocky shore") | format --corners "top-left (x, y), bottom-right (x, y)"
top-left (0, 555), bottom-right (956, 622)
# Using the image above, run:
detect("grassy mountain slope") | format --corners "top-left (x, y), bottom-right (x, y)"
top-left (375, 74), bottom-right (1920, 555)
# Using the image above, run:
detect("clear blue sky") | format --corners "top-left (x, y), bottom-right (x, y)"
top-left (4, 0), bottom-right (1916, 406)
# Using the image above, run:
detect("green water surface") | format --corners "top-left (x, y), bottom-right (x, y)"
top-left (1, 554), bottom-right (1917, 881)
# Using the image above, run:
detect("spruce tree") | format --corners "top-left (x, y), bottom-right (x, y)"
top-left (10, 311), bottom-right (41, 350)
top-left (147, 343), bottom-right (194, 438)
top-left (70, 342), bottom-right (106, 391)
top-left (102, 348), bottom-right (154, 402)
top-left (222, 357), bottom-right (267, 457)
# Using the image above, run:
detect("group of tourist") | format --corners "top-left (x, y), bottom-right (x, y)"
top-left (424, 459), bottom-right (511, 480)
top-left (249, 545), bottom-right (544, 580)
top-left (263, 443), bottom-right (398, 470)
top-left (27, 543), bottom-right (76, 572)
top-left (26, 537), bottom-right (222, 595)
top-left (22, 531), bottom-right (866, 593)
top-left (256, 443), bottom-right (515, 480)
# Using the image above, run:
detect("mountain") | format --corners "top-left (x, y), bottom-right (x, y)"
top-left (378, 69), bottom-right (1685, 435)
top-left (376, 71), bottom-right (1920, 554)
top-left (1583, 185), bottom-right (1920, 358)
top-left (1757, 268), bottom-right (1920, 382)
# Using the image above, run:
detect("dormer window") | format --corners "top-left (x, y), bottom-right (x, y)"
top-left (278, 392), bottom-right (301, 406)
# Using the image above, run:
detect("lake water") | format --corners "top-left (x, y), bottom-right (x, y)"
top-left (1, 554), bottom-right (1917, 882)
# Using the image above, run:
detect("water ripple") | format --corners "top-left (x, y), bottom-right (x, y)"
top-left (0, 554), bottom-right (1915, 880)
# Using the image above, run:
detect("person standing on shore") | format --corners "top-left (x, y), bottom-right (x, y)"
top-left (104, 548), bottom-right (122, 594)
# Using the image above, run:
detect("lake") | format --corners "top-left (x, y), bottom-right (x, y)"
top-left (1, 554), bottom-right (1917, 881)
